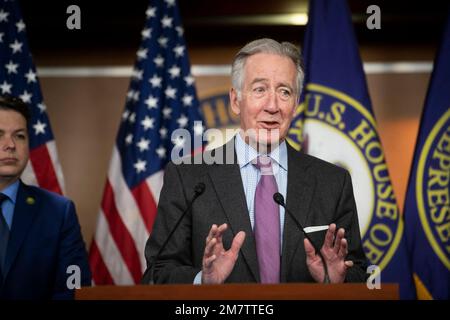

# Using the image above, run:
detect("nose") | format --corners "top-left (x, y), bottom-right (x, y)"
top-left (1, 135), bottom-right (16, 151)
top-left (264, 89), bottom-right (280, 114)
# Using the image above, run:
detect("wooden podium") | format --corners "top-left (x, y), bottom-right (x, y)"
top-left (76, 283), bottom-right (398, 300)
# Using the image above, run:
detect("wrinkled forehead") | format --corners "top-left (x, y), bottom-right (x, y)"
top-left (243, 53), bottom-right (297, 85)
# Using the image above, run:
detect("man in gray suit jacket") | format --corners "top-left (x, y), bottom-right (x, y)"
top-left (142, 38), bottom-right (368, 285)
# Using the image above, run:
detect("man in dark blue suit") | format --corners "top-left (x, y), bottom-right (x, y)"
top-left (0, 96), bottom-right (91, 299)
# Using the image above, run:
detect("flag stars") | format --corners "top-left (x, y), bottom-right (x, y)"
top-left (132, 91), bottom-right (140, 102)
top-left (134, 159), bottom-right (147, 174)
top-left (154, 55), bottom-right (164, 68)
top-left (127, 89), bottom-right (140, 102)
top-left (122, 109), bottom-right (130, 121)
top-left (5, 61), bottom-right (18, 74)
top-left (177, 114), bottom-right (188, 128)
top-left (145, 6), bottom-right (156, 18)
top-left (141, 28), bottom-right (151, 39)
top-left (129, 112), bottom-right (136, 123)
top-left (141, 116), bottom-right (155, 130)
top-left (149, 74), bottom-right (162, 88)
top-left (126, 90), bottom-right (135, 100)
top-left (136, 48), bottom-right (148, 60)
top-left (25, 69), bottom-right (37, 83)
top-left (96, 2), bottom-right (205, 179)
top-left (165, 86), bottom-right (177, 99)
top-left (16, 19), bottom-right (26, 32)
top-left (162, 106), bottom-right (172, 119)
top-left (19, 90), bottom-right (32, 103)
top-left (0, 33), bottom-right (4, 43)
top-left (161, 15), bottom-right (173, 28)
top-left (193, 122), bottom-right (204, 136)
top-left (164, 0), bottom-right (176, 7)
top-left (176, 26), bottom-right (184, 37)
top-left (184, 75), bottom-right (195, 86)
top-left (125, 133), bottom-right (133, 145)
top-left (136, 138), bottom-right (150, 152)
top-left (131, 68), bottom-right (143, 81)
top-left (182, 94), bottom-right (193, 107)
top-left (156, 146), bottom-right (166, 158)
top-left (158, 36), bottom-right (168, 48)
top-left (9, 39), bottom-right (23, 54)
top-left (33, 120), bottom-right (47, 135)
top-left (0, 81), bottom-right (12, 94)
top-left (144, 95), bottom-right (158, 109)
top-left (159, 127), bottom-right (168, 139)
top-left (173, 45), bottom-right (185, 57)
top-left (37, 103), bottom-right (47, 113)
top-left (168, 65), bottom-right (181, 78)
top-left (0, 10), bottom-right (9, 23)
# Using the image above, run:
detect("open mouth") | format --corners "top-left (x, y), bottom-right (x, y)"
top-left (259, 121), bottom-right (280, 129)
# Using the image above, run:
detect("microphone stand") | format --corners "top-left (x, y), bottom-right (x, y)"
top-left (273, 193), bottom-right (330, 284)
top-left (147, 183), bottom-right (205, 284)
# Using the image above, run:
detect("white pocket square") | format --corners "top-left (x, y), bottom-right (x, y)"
top-left (304, 225), bottom-right (329, 233)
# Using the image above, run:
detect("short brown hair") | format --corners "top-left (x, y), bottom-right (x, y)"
top-left (0, 95), bottom-right (31, 126)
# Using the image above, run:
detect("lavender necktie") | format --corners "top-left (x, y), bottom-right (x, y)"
top-left (254, 156), bottom-right (280, 283)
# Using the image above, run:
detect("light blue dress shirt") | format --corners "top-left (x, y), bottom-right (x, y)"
top-left (0, 180), bottom-right (20, 229)
top-left (234, 133), bottom-right (287, 242)
top-left (194, 134), bottom-right (288, 284)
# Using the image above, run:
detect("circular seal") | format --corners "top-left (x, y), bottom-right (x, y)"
top-left (288, 83), bottom-right (404, 271)
top-left (416, 109), bottom-right (450, 270)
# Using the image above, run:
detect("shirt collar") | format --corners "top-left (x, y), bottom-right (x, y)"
top-left (235, 132), bottom-right (288, 171)
top-left (0, 180), bottom-right (20, 204)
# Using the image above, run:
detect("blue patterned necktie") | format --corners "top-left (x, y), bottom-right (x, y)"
top-left (0, 193), bottom-right (10, 274)
top-left (253, 156), bottom-right (280, 283)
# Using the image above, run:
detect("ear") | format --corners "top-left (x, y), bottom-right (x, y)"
top-left (229, 88), bottom-right (241, 116)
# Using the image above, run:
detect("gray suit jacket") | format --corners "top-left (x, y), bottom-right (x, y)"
top-left (142, 139), bottom-right (368, 284)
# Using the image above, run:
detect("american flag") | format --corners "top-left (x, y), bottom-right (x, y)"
top-left (89, 0), bottom-right (205, 285)
top-left (0, 0), bottom-right (65, 194)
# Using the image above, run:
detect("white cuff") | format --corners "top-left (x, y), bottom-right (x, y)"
top-left (193, 271), bottom-right (202, 285)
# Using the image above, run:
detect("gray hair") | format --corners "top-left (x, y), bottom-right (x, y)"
top-left (231, 38), bottom-right (304, 100)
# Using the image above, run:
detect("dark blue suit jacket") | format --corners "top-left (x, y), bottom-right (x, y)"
top-left (0, 182), bottom-right (91, 299)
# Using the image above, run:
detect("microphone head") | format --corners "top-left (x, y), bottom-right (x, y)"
top-left (273, 192), bottom-right (285, 206)
top-left (194, 182), bottom-right (206, 195)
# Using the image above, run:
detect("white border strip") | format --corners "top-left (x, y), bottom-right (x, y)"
top-left (36, 62), bottom-right (433, 78)
top-left (37, 66), bottom-right (133, 77)
top-left (364, 62), bottom-right (432, 74)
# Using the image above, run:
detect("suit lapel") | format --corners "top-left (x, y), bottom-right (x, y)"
top-left (207, 140), bottom-right (260, 282)
top-left (3, 182), bottom-right (39, 279)
top-left (281, 144), bottom-right (315, 281)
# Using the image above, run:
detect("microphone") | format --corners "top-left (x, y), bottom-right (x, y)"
top-left (146, 182), bottom-right (206, 284)
top-left (273, 192), bottom-right (330, 284)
